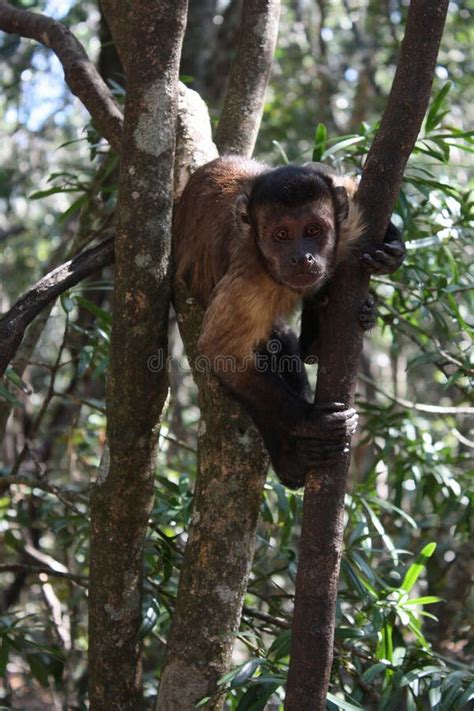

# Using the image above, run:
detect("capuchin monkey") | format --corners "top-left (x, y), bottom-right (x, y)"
top-left (173, 156), bottom-right (405, 488)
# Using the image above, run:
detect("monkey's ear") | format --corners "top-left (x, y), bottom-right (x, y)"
top-left (334, 186), bottom-right (349, 221)
top-left (235, 194), bottom-right (252, 231)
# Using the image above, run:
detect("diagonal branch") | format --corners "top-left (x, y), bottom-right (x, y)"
top-left (0, 1), bottom-right (123, 153)
top-left (285, 2), bottom-right (450, 709)
top-left (0, 80), bottom-right (215, 380)
top-left (0, 237), bottom-right (114, 377)
top-left (214, 0), bottom-right (281, 157)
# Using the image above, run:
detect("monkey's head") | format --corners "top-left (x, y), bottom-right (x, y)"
top-left (236, 165), bottom-right (349, 292)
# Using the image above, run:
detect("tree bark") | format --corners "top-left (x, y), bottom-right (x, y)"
top-left (158, 288), bottom-right (268, 711)
top-left (214, 0), bottom-right (281, 157)
top-left (156, 76), bottom-right (267, 711)
top-left (180, 0), bottom-right (217, 96)
top-left (87, 3), bottom-right (187, 709)
top-left (285, 3), bottom-right (450, 710)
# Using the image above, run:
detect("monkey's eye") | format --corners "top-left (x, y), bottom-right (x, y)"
top-left (273, 227), bottom-right (291, 241)
top-left (305, 224), bottom-right (322, 237)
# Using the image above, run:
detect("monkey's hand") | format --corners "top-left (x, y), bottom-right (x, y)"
top-left (358, 293), bottom-right (377, 331)
top-left (361, 222), bottom-right (405, 275)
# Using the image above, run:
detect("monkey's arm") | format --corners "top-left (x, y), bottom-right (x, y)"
top-left (198, 275), bottom-right (314, 429)
top-left (300, 221), bottom-right (405, 360)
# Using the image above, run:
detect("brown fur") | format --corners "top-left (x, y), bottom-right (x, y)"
top-left (173, 156), bottom-right (364, 362)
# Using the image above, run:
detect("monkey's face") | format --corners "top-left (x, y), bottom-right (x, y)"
top-left (256, 201), bottom-right (338, 291)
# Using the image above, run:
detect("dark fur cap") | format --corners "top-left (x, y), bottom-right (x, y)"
top-left (248, 165), bottom-right (334, 210)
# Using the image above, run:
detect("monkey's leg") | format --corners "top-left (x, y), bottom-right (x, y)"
top-left (259, 322), bottom-right (310, 399)
top-left (299, 291), bottom-right (324, 362)
top-left (198, 279), bottom-right (357, 488)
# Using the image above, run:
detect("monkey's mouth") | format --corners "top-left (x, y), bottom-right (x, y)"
top-left (282, 269), bottom-right (324, 290)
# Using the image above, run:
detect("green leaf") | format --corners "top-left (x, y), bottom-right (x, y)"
top-left (335, 627), bottom-right (365, 640)
top-left (426, 82), bottom-right (452, 132)
top-left (231, 659), bottom-right (261, 688)
top-left (74, 295), bottom-right (113, 325)
top-left (138, 600), bottom-right (160, 640)
top-left (402, 596), bottom-right (442, 606)
top-left (29, 186), bottom-right (80, 199)
top-left (400, 542), bottom-right (436, 593)
top-left (326, 692), bottom-right (363, 710)
top-left (0, 384), bottom-right (23, 407)
top-left (321, 135), bottom-right (364, 160)
top-left (312, 123), bottom-right (327, 161)
top-left (401, 666), bottom-right (444, 686)
top-left (26, 653), bottom-right (49, 687)
top-left (367, 496), bottom-right (417, 529)
top-left (361, 662), bottom-right (389, 684)
top-left (457, 682), bottom-right (474, 708)
top-left (58, 194), bottom-right (89, 223)
top-left (377, 621), bottom-right (393, 663)
top-left (235, 681), bottom-right (280, 711)
top-left (272, 140), bottom-right (289, 164)
top-left (268, 629), bottom-right (291, 661)
top-left (60, 294), bottom-right (75, 313)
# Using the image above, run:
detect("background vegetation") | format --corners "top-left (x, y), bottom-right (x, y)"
top-left (0, 1), bottom-right (472, 708)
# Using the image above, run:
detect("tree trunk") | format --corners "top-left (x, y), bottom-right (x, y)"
top-left (285, 2), bottom-right (450, 709)
top-left (88, 3), bottom-right (188, 709)
top-left (158, 4), bottom-right (281, 704)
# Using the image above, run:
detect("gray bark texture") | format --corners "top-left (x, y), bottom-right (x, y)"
top-left (156, 84), bottom-right (268, 711)
top-left (215, 0), bottom-right (281, 157)
top-left (87, 2), bottom-right (188, 709)
top-left (285, 2), bottom-right (450, 709)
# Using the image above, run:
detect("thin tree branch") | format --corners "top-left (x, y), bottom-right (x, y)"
top-left (286, 2), bottom-right (450, 709)
top-left (0, 0), bottom-right (123, 153)
top-left (0, 563), bottom-right (87, 587)
top-left (0, 474), bottom-right (87, 512)
top-left (214, 0), bottom-right (281, 157)
top-left (357, 374), bottom-right (474, 416)
top-left (242, 605), bottom-right (290, 629)
top-left (0, 237), bottom-right (114, 377)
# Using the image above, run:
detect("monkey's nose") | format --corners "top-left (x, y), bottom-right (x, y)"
top-left (291, 253), bottom-right (314, 267)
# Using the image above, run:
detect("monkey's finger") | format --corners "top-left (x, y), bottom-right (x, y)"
top-left (325, 423), bottom-right (358, 439)
top-left (360, 297), bottom-right (376, 311)
top-left (332, 413), bottom-right (358, 430)
top-left (362, 253), bottom-right (400, 274)
top-left (315, 402), bottom-right (348, 412)
top-left (383, 241), bottom-right (405, 256)
top-left (374, 250), bottom-right (396, 264)
top-left (362, 254), bottom-right (385, 271)
top-left (322, 408), bottom-right (357, 423)
top-left (306, 444), bottom-right (351, 461)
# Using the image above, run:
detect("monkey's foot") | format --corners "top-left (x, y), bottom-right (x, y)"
top-left (291, 402), bottom-right (358, 441)
top-left (274, 435), bottom-right (352, 489)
